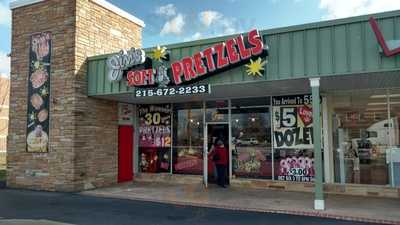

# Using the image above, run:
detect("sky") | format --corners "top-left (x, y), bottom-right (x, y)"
top-left (1, 0), bottom-right (400, 77)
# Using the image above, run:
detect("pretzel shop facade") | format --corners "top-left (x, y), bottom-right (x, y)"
top-left (88, 11), bottom-right (400, 198)
top-left (6, 0), bottom-right (400, 197)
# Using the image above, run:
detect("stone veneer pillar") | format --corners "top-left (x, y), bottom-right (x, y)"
top-left (7, 0), bottom-right (143, 191)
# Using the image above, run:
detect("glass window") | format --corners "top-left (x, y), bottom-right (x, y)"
top-left (332, 90), bottom-right (390, 185)
top-left (138, 104), bottom-right (172, 173)
top-left (388, 89), bottom-right (400, 148)
top-left (388, 89), bottom-right (400, 186)
top-left (272, 94), bottom-right (316, 182)
top-left (172, 102), bottom-right (204, 175)
top-left (206, 100), bottom-right (228, 122)
top-left (231, 98), bottom-right (272, 179)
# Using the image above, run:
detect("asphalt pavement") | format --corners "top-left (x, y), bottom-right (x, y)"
top-left (0, 189), bottom-right (380, 225)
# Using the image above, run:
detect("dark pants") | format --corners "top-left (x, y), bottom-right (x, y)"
top-left (216, 164), bottom-right (227, 187)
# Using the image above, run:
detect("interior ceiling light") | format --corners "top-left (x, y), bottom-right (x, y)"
top-left (365, 107), bottom-right (388, 111)
top-left (367, 101), bottom-right (400, 106)
top-left (370, 94), bottom-right (400, 98)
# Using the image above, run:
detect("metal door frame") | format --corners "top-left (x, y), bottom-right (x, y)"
top-left (204, 121), bottom-right (230, 187)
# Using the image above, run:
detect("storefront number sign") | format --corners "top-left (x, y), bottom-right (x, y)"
top-left (272, 94), bottom-right (314, 149)
top-left (135, 84), bottom-right (210, 97)
top-left (26, 32), bottom-right (52, 153)
top-left (107, 29), bottom-right (268, 97)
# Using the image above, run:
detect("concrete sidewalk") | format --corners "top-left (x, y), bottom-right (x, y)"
top-left (82, 182), bottom-right (400, 225)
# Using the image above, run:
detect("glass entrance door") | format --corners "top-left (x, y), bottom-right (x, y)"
top-left (205, 123), bottom-right (229, 186)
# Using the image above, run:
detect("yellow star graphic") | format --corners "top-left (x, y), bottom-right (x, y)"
top-left (245, 57), bottom-right (267, 77)
top-left (151, 45), bottom-right (167, 62)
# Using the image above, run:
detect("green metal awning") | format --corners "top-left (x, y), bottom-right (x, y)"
top-left (87, 10), bottom-right (400, 102)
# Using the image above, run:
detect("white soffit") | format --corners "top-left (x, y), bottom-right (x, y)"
top-left (9, 0), bottom-right (145, 28)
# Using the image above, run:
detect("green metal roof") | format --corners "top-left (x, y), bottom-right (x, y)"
top-left (87, 10), bottom-right (400, 96)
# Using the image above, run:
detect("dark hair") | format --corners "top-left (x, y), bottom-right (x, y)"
top-left (214, 138), bottom-right (224, 146)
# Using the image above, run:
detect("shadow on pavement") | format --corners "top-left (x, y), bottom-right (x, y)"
top-left (0, 181), bottom-right (5, 189)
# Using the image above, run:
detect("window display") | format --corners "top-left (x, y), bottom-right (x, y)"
top-left (135, 92), bottom-right (398, 186)
top-left (388, 89), bottom-right (400, 187)
top-left (231, 98), bottom-right (272, 179)
top-left (138, 104), bottom-right (172, 173)
top-left (274, 149), bottom-right (315, 182)
top-left (389, 89), bottom-right (400, 149)
top-left (272, 94), bottom-right (315, 182)
top-left (332, 90), bottom-right (392, 185)
top-left (139, 148), bottom-right (171, 173)
top-left (172, 102), bottom-right (204, 175)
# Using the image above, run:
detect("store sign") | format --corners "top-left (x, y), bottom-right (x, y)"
top-left (138, 104), bottom-right (172, 173)
top-left (107, 29), bottom-right (268, 97)
top-left (138, 104), bottom-right (171, 148)
top-left (135, 84), bottom-right (210, 97)
top-left (272, 94), bottom-right (314, 149)
top-left (107, 48), bottom-right (146, 82)
top-left (118, 103), bottom-right (134, 125)
top-left (369, 17), bottom-right (400, 57)
top-left (278, 156), bottom-right (315, 182)
top-left (170, 29), bottom-right (267, 85)
top-left (26, 32), bottom-right (52, 153)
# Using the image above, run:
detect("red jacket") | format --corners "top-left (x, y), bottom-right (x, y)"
top-left (211, 146), bottom-right (228, 165)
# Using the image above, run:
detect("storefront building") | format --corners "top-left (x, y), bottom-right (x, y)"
top-left (7, 0), bottom-right (400, 199)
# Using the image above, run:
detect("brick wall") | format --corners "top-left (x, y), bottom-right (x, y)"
top-left (7, 0), bottom-right (142, 191)
top-left (8, 0), bottom-right (76, 191)
top-left (73, 0), bottom-right (141, 190)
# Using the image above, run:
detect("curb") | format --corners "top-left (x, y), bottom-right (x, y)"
top-left (82, 192), bottom-right (400, 225)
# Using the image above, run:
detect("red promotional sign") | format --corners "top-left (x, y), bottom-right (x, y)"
top-left (298, 105), bottom-right (313, 127)
top-left (369, 17), bottom-right (400, 57)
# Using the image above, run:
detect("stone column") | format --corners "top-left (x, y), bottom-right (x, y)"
top-left (7, 0), bottom-right (143, 192)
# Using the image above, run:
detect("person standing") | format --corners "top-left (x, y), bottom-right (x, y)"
top-left (211, 139), bottom-right (229, 188)
top-left (352, 147), bottom-right (360, 183)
